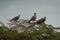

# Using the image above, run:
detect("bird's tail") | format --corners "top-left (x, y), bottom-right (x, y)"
top-left (28, 20), bottom-right (31, 23)
top-left (10, 20), bottom-right (12, 22)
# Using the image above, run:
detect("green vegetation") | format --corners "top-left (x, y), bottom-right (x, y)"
top-left (0, 20), bottom-right (60, 40)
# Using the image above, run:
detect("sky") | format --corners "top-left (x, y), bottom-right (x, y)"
top-left (0, 0), bottom-right (60, 27)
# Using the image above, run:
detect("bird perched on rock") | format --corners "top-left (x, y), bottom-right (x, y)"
top-left (28, 13), bottom-right (36, 23)
top-left (36, 17), bottom-right (46, 24)
top-left (10, 15), bottom-right (20, 22)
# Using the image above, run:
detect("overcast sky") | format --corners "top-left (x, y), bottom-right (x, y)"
top-left (0, 0), bottom-right (60, 27)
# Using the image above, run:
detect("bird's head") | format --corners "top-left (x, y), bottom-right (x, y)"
top-left (34, 13), bottom-right (36, 15)
top-left (34, 13), bottom-right (36, 17)
top-left (18, 15), bottom-right (20, 17)
top-left (44, 17), bottom-right (46, 20)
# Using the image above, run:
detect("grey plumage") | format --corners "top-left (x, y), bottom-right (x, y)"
top-left (10, 15), bottom-right (20, 22)
top-left (28, 13), bottom-right (36, 23)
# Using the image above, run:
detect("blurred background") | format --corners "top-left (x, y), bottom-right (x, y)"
top-left (0, 0), bottom-right (60, 27)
